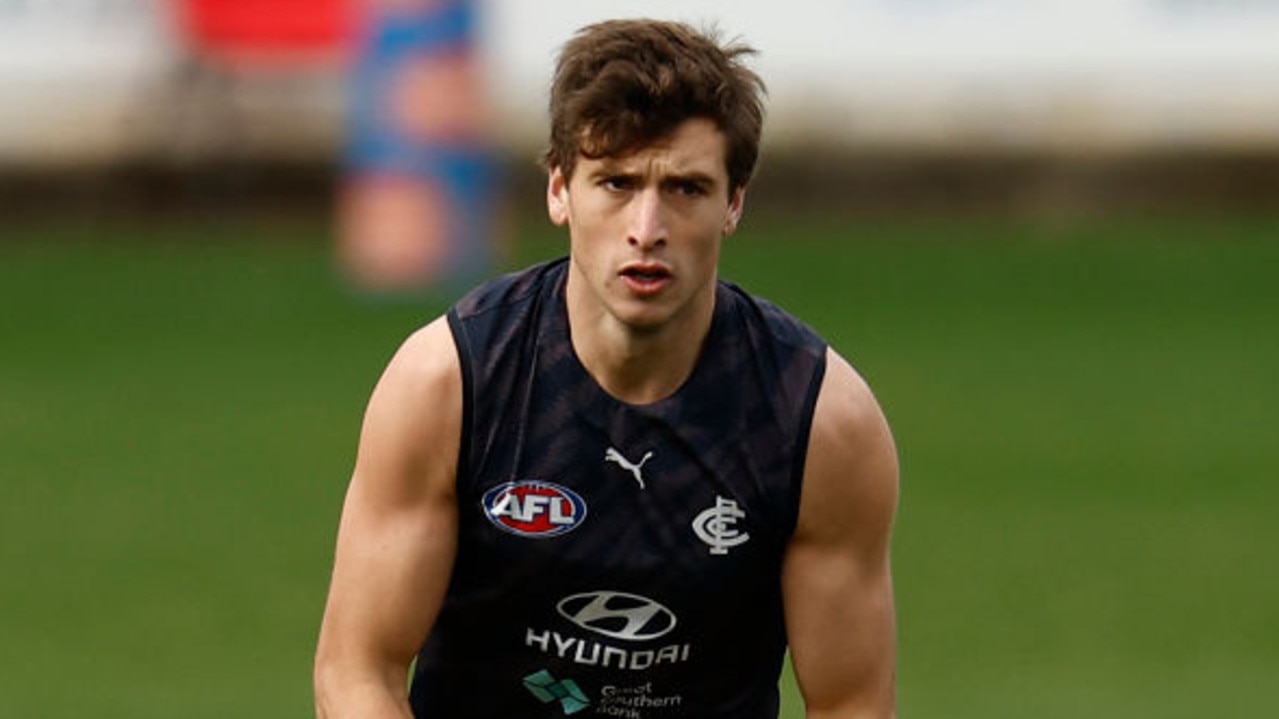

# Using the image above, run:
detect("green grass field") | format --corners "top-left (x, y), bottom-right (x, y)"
top-left (2, 212), bottom-right (1277, 717)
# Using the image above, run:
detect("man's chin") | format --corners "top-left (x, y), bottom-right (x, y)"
top-left (610, 300), bottom-right (674, 335)
top-left (617, 313), bottom-right (667, 335)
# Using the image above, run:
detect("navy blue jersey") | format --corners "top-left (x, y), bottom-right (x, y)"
top-left (410, 258), bottom-right (827, 719)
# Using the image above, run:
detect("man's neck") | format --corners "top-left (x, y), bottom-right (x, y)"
top-left (565, 278), bottom-right (715, 406)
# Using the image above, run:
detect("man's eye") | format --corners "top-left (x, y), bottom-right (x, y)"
top-left (601, 177), bottom-right (632, 191)
top-left (673, 181), bottom-right (706, 196)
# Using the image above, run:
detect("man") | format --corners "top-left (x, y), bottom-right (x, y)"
top-left (315, 18), bottom-right (899, 719)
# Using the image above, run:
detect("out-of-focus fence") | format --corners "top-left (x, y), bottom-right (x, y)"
top-left (2, 0), bottom-right (1278, 216)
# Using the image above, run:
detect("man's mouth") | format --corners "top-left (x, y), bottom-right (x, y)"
top-left (622, 267), bottom-right (669, 281)
top-left (619, 264), bottom-right (672, 293)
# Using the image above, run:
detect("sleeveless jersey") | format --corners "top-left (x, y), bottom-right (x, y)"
top-left (410, 258), bottom-right (827, 719)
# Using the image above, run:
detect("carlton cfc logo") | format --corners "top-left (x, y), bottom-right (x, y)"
top-left (482, 481), bottom-right (587, 537)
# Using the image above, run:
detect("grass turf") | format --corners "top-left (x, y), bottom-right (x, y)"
top-left (1, 212), bottom-right (1276, 717)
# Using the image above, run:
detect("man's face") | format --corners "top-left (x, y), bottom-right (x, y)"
top-left (548, 118), bottom-right (745, 334)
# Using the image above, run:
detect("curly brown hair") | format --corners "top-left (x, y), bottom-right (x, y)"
top-left (543, 19), bottom-right (766, 195)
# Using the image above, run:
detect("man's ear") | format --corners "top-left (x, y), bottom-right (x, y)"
top-left (724, 186), bottom-right (746, 236)
top-left (547, 167), bottom-right (569, 226)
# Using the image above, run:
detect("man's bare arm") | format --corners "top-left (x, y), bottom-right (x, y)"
top-left (314, 317), bottom-right (463, 719)
top-left (783, 348), bottom-right (900, 719)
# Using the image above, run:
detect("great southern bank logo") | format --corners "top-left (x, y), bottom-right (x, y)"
top-left (482, 480), bottom-right (586, 537)
top-left (523, 669), bottom-right (589, 715)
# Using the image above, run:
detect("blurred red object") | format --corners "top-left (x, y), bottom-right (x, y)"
top-left (175, 0), bottom-right (355, 63)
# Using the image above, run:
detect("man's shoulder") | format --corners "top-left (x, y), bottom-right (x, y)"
top-left (717, 279), bottom-right (827, 355)
top-left (452, 257), bottom-right (568, 322)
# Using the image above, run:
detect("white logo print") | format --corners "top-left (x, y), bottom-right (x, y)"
top-left (604, 447), bottom-right (653, 489)
top-left (692, 496), bottom-right (750, 555)
top-left (556, 591), bottom-right (677, 641)
top-left (528, 591), bottom-right (692, 670)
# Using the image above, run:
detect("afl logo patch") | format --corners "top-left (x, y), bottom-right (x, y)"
top-left (482, 481), bottom-right (587, 538)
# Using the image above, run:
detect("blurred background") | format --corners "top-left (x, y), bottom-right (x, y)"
top-left (2, 1), bottom-right (1276, 717)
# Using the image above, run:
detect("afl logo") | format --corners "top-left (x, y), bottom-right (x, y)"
top-left (482, 481), bottom-right (586, 538)
top-left (556, 591), bottom-right (678, 641)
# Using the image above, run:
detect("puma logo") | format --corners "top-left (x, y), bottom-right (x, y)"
top-left (604, 447), bottom-right (654, 489)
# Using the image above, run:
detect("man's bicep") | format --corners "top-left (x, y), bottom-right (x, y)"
top-left (783, 349), bottom-right (898, 718)
top-left (317, 318), bottom-right (463, 683)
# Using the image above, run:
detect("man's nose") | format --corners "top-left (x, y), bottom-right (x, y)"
top-left (627, 188), bottom-right (667, 249)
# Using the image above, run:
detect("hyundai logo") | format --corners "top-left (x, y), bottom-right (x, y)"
top-left (556, 591), bottom-right (677, 641)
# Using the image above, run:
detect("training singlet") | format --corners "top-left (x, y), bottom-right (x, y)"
top-left (409, 258), bottom-right (827, 719)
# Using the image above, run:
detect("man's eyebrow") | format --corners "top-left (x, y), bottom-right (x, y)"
top-left (587, 156), bottom-right (634, 172)
top-left (583, 163), bottom-right (720, 188)
top-left (664, 170), bottom-right (717, 186)
top-left (584, 161), bottom-right (638, 180)
top-left (587, 163), bottom-right (629, 176)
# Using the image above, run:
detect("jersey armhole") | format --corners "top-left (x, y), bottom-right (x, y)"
top-left (445, 309), bottom-right (474, 487)
top-left (787, 349), bottom-right (828, 534)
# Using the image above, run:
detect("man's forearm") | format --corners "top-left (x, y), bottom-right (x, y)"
top-left (315, 669), bottom-right (415, 719)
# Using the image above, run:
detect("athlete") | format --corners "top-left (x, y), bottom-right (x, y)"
top-left (315, 18), bottom-right (899, 719)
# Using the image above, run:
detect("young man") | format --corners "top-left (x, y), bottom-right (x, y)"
top-left (315, 18), bottom-right (899, 719)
